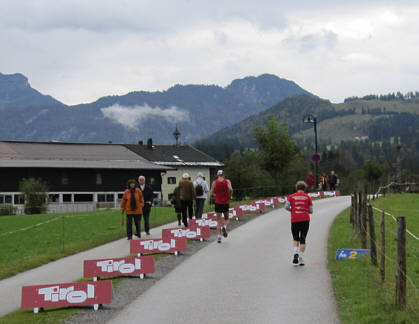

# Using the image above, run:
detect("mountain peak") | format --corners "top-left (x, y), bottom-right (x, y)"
top-left (0, 73), bottom-right (30, 92)
top-left (226, 73), bottom-right (313, 107)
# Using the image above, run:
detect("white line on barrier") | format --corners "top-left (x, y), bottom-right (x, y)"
top-left (372, 206), bottom-right (419, 241)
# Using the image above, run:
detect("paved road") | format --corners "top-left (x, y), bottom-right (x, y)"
top-left (109, 196), bottom-right (350, 324)
top-left (0, 220), bottom-right (180, 317)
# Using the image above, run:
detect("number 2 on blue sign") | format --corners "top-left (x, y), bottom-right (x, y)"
top-left (349, 251), bottom-right (358, 259)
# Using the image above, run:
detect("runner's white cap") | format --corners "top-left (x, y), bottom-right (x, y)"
top-left (182, 173), bottom-right (189, 179)
top-left (217, 170), bottom-right (224, 176)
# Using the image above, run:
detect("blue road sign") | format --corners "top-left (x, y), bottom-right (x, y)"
top-left (336, 249), bottom-right (370, 260)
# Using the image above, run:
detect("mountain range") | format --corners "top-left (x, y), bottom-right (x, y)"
top-left (0, 72), bottom-right (312, 144)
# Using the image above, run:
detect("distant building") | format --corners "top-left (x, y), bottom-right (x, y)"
top-left (0, 141), bottom-right (170, 213)
top-left (125, 139), bottom-right (223, 204)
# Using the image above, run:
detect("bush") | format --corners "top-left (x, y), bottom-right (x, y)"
top-left (19, 178), bottom-right (49, 215)
top-left (0, 205), bottom-right (16, 216)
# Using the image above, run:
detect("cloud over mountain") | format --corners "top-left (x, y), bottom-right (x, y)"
top-left (101, 104), bottom-right (190, 129)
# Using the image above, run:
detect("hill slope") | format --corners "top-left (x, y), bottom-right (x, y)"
top-left (0, 73), bottom-right (312, 143)
top-left (195, 95), bottom-right (419, 159)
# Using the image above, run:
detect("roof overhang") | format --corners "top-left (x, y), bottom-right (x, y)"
top-left (0, 159), bottom-right (174, 170)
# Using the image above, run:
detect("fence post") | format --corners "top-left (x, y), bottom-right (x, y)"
top-left (361, 191), bottom-right (367, 249)
top-left (350, 194), bottom-right (354, 225)
top-left (395, 216), bottom-right (406, 310)
top-left (380, 211), bottom-right (385, 283)
top-left (356, 191), bottom-right (362, 234)
top-left (367, 205), bottom-right (377, 265)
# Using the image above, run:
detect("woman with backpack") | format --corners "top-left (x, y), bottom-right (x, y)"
top-left (194, 172), bottom-right (209, 219)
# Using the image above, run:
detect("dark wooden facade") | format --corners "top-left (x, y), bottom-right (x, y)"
top-left (0, 168), bottom-right (163, 192)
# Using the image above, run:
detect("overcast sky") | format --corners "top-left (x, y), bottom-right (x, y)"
top-left (1, 0), bottom-right (419, 105)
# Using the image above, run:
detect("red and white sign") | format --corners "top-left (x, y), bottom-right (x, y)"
top-left (193, 217), bottom-right (218, 229)
top-left (162, 224), bottom-right (210, 240)
top-left (21, 280), bottom-right (112, 311)
top-left (83, 256), bottom-right (154, 278)
top-left (130, 237), bottom-right (187, 255)
top-left (228, 207), bottom-right (243, 220)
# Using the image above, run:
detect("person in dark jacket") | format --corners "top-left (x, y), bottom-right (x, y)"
top-left (121, 179), bottom-right (144, 240)
top-left (179, 173), bottom-right (196, 227)
top-left (329, 171), bottom-right (338, 191)
top-left (171, 186), bottom-right (182, 226)
top-left (138, 175), bottom-right (153, 235)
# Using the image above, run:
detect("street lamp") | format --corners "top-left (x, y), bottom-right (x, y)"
top-left (303, 114), bottom-right (319, 189)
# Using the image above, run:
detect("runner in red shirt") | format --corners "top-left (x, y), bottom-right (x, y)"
top-left (210, 170), bottom-right (233, 243)
top-left (285, 181), bottom-right (313, 266)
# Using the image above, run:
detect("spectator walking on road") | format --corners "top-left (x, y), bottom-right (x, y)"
top-left (171, 186), bottom-right (182, 226)
top-left (194, 172), bottom-right (209, 219)
top-left (285, 181), bottom-right (313, 266)
top-left (305, 171), bottom-right (315, 192)
top-left (121, 179), bottom-right (144, 240)
top-left (138, 175), bottom-right (153, 235)
top-left (179, 173), bottom-right (196, 227)
top-left (329, 171), bottom-right (338, 191)
top-left (321, 173), bottom-right (329, 191)
top-left (210, 170), bottom-right (233, 243)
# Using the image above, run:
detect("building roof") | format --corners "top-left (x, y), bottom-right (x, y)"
top-left (124, 144), bottom-right (223, 167)
top-left (0, 141), bottom-right (170, 170)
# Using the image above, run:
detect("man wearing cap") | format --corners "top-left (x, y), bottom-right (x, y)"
top-left (179, 172), bottom-right (196, 227)
top-left (210, 170), bottom-right (233, 243)
top-left (194, 172), bottom-right (209, 219)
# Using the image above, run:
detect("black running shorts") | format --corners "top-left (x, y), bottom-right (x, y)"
top-left (291, 221), bottom-right (310, 244)
top-left (215, 203), bottom-right (229, 217)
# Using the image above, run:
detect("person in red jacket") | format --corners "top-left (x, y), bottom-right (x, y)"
top-left (210, 170), bottom-right (233, 243)
top-left (285, 181), bottom-right (313, 266)
top-left (305, 171), bottom-right (315, 192)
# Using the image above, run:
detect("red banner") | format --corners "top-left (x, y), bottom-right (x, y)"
top-left (163, 223), bottom-right (211, 240)
top-left (192, 217), bottom-right (218, 229)
top-left (21, 280), bottom-right (112, 309)
top-left (130, 237), bottom-right (187, 254)
top-left (83, 256), bottom-right (154, 278)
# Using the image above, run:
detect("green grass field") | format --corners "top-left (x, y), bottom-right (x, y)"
top-left (328, 193), bottom-right (419, 324)
top-left (0, 207), bottom-right (178, 279)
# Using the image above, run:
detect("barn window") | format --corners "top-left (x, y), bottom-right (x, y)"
top-left (61, 171), bottom-right (69, 185)
top-left (96, 173), bottom-right (102, 185)
top-left (167, 177), bottom-right (176, 184)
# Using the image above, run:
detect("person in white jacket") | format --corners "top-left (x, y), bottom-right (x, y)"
top-left (194, 172), bottom-right (210, 219)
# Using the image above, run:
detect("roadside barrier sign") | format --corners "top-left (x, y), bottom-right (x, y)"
top-left (228, 207), bottom-right (243, 220)
top-left (193, 217), bottom-right (217, 229)
top-left (130, 237), bottom-right (187, 255)
top-left (162, 225), bottom-right (210, 241)
top-left (83, 256), bottom-right (154, 280)
top-left (21, 280), bottom-right (112, 313)
top-left (336, 248), bottom-right (370, 260)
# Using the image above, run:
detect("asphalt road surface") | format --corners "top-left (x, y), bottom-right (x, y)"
top-left (108, 196), bottom-right (350, 324)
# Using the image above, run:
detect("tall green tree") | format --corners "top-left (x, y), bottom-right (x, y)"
top-left (254, 116), bottom-right (300, 185)
top-left (19, 178), bottom-right (49, 214)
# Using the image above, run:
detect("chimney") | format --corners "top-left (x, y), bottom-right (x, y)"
top-left (147, 138), bottom-right (153, 149)
top-left (138, 140), bottom-right (143, 145)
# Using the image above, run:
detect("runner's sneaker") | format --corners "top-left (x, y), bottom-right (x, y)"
top-left (292, 253), bottom-right (299, 266)
top-left (222, 226), bottom-right (228, 238)
top-left (299, 256), bottom-right (305, 266)
top-left (217, 235), bottom-right (222, 243)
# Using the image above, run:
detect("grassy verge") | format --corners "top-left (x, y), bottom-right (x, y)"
top-left (0, 207), bottom-right (177, 279)
top-left (328, 193), bottom-right (419, 324)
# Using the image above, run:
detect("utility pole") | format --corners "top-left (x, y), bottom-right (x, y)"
top-left (304, 115), bottom-right (319, 188)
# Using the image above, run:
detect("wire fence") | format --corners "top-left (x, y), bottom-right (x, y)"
top-left (349, 190), bottom-right (418, 314)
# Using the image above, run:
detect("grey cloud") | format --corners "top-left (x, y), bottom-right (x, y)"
top-left (101, 104), bottom-right (190, 129)
top-left (282, 31), bottom-right (338, 53)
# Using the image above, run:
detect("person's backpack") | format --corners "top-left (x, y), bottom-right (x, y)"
top-left (195, 183), bottom-right (204, 196)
